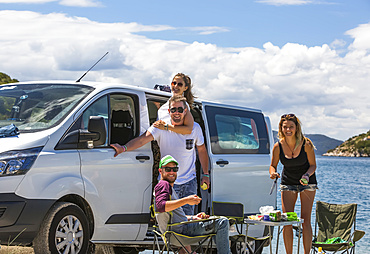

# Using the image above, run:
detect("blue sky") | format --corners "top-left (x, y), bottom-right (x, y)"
top-left (0, 0), bottom-right (369, 140)
top-left (2, 0), bottom-right (369, 48)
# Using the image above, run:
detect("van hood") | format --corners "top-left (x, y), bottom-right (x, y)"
top-left (0, 132), bottom-right (50, 153)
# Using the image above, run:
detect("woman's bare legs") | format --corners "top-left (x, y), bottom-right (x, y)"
top-left (179, 246), bottom-right (192, 254)
top-left (281, 190), bottom-right (298, 254)
top-left (300, 190), bottom-right (316, 254)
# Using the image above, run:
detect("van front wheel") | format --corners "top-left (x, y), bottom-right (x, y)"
top-left (33, 202), bottom-right (90, 254)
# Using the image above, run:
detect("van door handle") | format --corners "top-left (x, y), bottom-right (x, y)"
top-left (136, 155), bottom-right (150, 163)
top-left (216, 160), bottom-right (229, 167)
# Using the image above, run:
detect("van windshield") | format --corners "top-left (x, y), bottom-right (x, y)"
top-left (0, 83), bottom-right (94, 132)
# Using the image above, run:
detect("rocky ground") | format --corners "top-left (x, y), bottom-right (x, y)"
top-left (0, 246), bottom-right (34, 254)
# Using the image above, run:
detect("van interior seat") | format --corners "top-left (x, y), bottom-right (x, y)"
top-left (111, 110), bottom-right (133, 145)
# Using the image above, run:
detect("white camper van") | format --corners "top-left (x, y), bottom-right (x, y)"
top-left (0, 81), bottom-right (276, 253)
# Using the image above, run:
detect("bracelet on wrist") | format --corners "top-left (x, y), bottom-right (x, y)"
top-left (122, 145), bottom-right (127, 152)
top-left (304, 173), bottom-right (310, 177)
top-left (203, 174), bottom-right (209, 177)
top-left (164, 124), bottom-right (168, 131)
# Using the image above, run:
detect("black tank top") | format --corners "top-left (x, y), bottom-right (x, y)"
top-left (279, 139), bottom-right (317, 185)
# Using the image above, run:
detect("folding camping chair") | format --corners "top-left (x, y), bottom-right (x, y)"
top-left (212, 201), bottom-right (270, 254)
top-left (311, 201), bottom-right (365, 254)
top-left (150, 205), bottom-right (216, 254)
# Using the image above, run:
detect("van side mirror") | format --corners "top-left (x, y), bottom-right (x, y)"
top-left (55, 116), bottom-right (106, 150)
top-left (82, 116), bottom-right (107, 147)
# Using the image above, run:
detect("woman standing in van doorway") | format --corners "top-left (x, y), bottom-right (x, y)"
top-left (269, 114), bottom-right (317, 254)
top-left (153, 73), bottom-right (195, 134)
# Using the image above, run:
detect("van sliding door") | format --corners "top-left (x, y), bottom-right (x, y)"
top-left (202, 102), bottom-right (276, 215)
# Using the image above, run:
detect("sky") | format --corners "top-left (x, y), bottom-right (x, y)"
top-left (0, 0), bottom-right (369, 141)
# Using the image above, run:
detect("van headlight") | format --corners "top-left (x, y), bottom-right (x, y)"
top-left (0, 147), bottom-right (43, 176)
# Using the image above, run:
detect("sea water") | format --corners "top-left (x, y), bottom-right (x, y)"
top-left (265, 156), bottom-right (370, 253)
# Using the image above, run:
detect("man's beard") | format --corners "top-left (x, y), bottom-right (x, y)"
top-left (171, 117), bottom-right (181, 123)
top-left (163, 175), bottom-right (176, 183)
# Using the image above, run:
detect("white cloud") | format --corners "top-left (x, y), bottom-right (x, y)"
top-left (186, 26), bottom-right (230, 35)
top-left (0, 10), bottom-right (369, 140)
top-left (256, 0), bottom-right (336, 6)
top-left (0, 0), bottom-right (56, 3)
top-left (330, 39), bottom-right (346, 49)
top-left (59, 0), bottom-right (102, 7)
top-left (345, 23), bottom-right (370, 52)
top-left (0, 0), bottom-right (102, 6)
top-left (256, 0), bottom-right (312, 6)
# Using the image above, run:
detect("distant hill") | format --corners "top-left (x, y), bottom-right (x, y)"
top-left (324, 130), bottom-right (370, 157)
top-left (272, 131), bottom-right (343, 156)
top-left (0, 72), bottom-right (18, 84)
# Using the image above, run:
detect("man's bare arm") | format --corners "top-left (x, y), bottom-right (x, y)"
top-left (165, 195), bottom-right (201, 212)
top-left (197, 144), bottom-right (210, 186)
top-left (110, 131), bottom-right (154, 157)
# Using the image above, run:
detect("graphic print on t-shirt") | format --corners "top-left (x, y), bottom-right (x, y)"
top-left (186, 139), bottom-right (194, 150)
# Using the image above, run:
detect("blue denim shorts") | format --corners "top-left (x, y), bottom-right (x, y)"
top-left (174, 177), bottom-right (197, 215)
top-left (280, 184), bottom-right (318, 193)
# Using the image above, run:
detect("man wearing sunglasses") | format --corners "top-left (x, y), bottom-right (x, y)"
top-left (111, 95), bottom-right (210, 215)
top-left (154, 155), bottom-right (230, 254)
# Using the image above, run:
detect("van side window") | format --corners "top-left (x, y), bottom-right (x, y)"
top-left (82, 96), bottom-right (109, 130)
top-left (68, 93), bottom-right (139, 148)
top-left (81, 95), bottom-right (109, 146)
top-left (205, 106), bottom-right (269, 154)
top-left (215, 115), bottom-right (259, 150)
top-left (110, 94), bottom-right (137, 145)
top-left (147, 100), bottom-right (164, 125)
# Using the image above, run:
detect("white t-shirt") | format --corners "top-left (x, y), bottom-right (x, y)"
top-left (148, 122), bottom-right (204, 185)
top-left (157, 100), bottom-right (190, 124)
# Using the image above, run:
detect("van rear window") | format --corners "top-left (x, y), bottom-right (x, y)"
top-left (205, 106), bottom-right (269, 154)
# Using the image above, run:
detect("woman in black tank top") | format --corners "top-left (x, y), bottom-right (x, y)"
top-left (269, 114), bottom-right (317, 254)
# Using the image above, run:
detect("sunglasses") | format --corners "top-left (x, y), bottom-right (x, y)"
top-left (162, 166), bottom-right (179, 172)
top-left (171, 81), bottom-right (184, 87)
top-left (170, 107), bottom-right (184, 113)
top-left (281, 114), bottom-right (296, 118)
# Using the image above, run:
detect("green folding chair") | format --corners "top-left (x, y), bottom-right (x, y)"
top-left (311, 201), bottom-right (365, 254)
top-left (150, 205), bottom-right (216, 254)
top-left (212, 201), bottom-right (270, 254)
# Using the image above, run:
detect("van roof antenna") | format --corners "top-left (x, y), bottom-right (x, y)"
top-left (76, 52), bottom-right (109, 82)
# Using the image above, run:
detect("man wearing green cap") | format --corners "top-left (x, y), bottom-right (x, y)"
top-left (154, 155), bottom-right (230, 254)
top-left (111, 95), bottom-right (209, 215)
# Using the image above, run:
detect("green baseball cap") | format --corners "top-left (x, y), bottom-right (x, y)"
top-left (159, 155), bottom-right (179, 168)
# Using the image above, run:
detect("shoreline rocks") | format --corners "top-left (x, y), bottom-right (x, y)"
top-left (323, 151), bottom-right (369, 157)
top-left (323, 130), bottom-right (370, 157)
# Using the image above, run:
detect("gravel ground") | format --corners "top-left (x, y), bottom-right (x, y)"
top-left (0, 246), bottom-right (34, 254)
